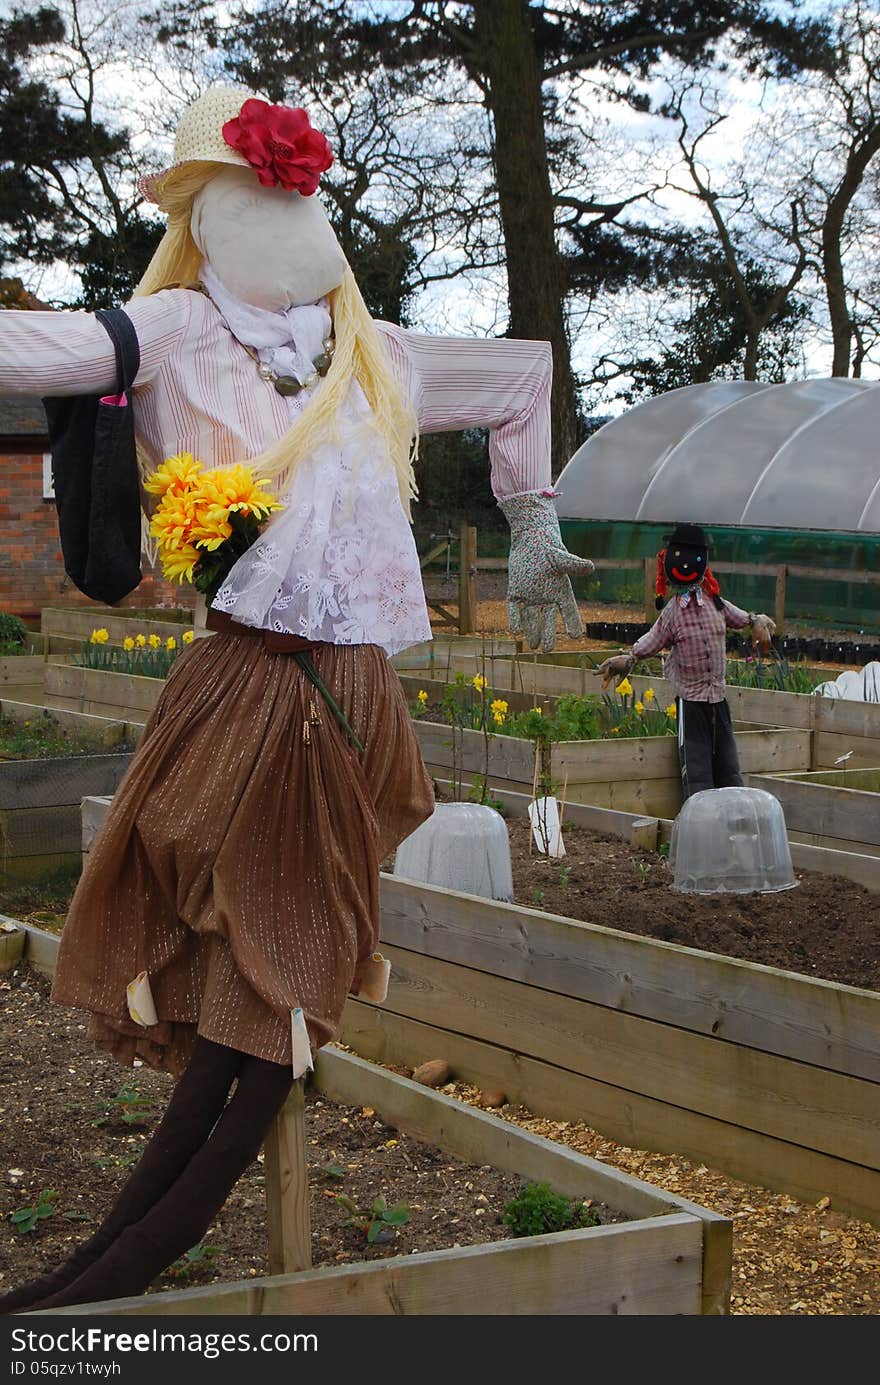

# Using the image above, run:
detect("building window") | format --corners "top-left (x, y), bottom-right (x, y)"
top-left (42, 452), bottom-right (55, 500)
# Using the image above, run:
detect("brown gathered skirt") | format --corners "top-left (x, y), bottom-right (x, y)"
top-left (50, 633), bottom-right (434, 1075)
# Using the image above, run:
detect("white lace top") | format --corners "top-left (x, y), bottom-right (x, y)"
top-left (0, 289), bottom-right (553, 655)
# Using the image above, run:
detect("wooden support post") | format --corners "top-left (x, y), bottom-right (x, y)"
top-left (644, 557), bottom-right (656, 625)
top-left (264, 1078), bottom-right (311, 1276)
top-left (774, 565), bottom-right (787, 635)
top-left (459, 523), bottom-right (477, 635)
top-left (630, 816), bottom-right (659, 852)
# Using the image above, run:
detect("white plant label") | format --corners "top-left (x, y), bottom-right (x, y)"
top-left (529, 796), bottom-right (566, 858)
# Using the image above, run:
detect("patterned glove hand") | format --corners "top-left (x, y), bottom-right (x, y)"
top-left (750, 613), bottom-right (776, 653)
top-left (499, 491), bottom-right (595, 652)
top-left (596, 653), bottom-right (635, 689)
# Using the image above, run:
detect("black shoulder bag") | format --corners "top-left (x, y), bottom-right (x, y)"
top-left (42, 308), bottom-right (143, 605)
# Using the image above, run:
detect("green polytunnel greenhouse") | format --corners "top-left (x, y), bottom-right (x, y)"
top-left (555, 378), bottom-right (880, 630)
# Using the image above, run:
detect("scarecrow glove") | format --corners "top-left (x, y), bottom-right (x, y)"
top-left (750, 613), bottom-right (776, 653)
top-left (500, 491), bottom-right (595, 653)
top-left (596, 653), bottom-right (635, 688)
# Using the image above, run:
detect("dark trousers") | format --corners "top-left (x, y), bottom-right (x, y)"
top-left (677, 697), bottom-right (743, 798)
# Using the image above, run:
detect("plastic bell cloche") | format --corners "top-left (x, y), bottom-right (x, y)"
top-left (393, 801), bottom-right (514, 902)
top-left (670, 786), bottom-right (798, 895)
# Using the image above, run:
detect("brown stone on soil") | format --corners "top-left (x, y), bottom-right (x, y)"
top-left (412, 1059), bottom-right (451, 1088)
top-left (479, 1089), bottom-right (507, 1108)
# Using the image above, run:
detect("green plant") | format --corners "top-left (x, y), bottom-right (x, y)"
top-left (9, 1188), bottom-right (58, 1234)
top-left (726, 651), bottom-right (822, 693)
top-left (631, 857), bottom-right (651, 880)
top-left (0, 612), bottom-right (27, 648)
top-left (317, 1161), bottom-right (347, 1180)
top-left (167, 1242), bottom-right (223, 1280)
top-left (657, 842), bottom-right (670, 859)
top-left (503, 1182), bottom-right (598, 1238)
top-left (75, 627), bottom-right (193, 679)
top-left (96, 1084), bottom-right (156, 1128)
top-left (466, 775), bottom-right (506, 815)
top-left (335, 1193), bottom-right (410, 1244)
top-left (558, 865), bottom-right (572, 887)
top-left (530, 887), bottom-right (545, 906)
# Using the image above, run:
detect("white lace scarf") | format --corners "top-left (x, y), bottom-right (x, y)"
top-left (202, 268), bottom-right (431, 656)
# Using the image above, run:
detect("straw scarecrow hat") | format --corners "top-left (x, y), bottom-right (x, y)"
top-left (139, 86), bottom-right (334, 209)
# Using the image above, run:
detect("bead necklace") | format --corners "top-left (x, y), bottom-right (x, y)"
top-left (241, 338), bottom-right (335, 397)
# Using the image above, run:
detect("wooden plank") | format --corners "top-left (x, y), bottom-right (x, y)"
top-left (16, 921), bottom-right (62, 977)
top-left (458, 523), bottom-right (477, 635)
top-left (788, 840), bottom-right (880, 891)
top-left (0, 804), bottom-right (81, 857)
top-left (0, 754), bottom-right (132, 811)
top-left (630, 816), bottom-right (659, 851)
top-left (378, 875), bottom-right (880, 1082)
top-left (375, 945), bottom-right (880, 1166)
top-left (54, 1216), bottom-right (705, 1317)
top-left (264, 1079), bottom-right (311, 1275)
top-left (340, 1003), bottom-right (880, 1226)
top-left (775, 564), bottom-right (787, 633)
top-left (413, 719), bottom-right (537, 783)
top-left (814, 731), bottom-right (880, 770)
top-left (752, 774), bottom-right (880, 848)
top-left (40, 607), bottom-right (194, 643)
top-left (815, 696), bottom-right (880, 739)
top-left (44, 663), bottom-right (164, 716)
top-left (0, 700), bottom-right (133, 747)
top-left (788, 829), bottom-right (880, 859)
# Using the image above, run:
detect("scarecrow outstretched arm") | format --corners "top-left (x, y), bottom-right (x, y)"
top-left (0, 290), bottom-right (190, 396)
top-left (375, 321), bottom-right (552, 499)
top-left (377, 322), bottom-right (596, 651)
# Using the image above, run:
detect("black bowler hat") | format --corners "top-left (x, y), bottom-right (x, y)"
top-left (664, 523), bottom-right (709, 549)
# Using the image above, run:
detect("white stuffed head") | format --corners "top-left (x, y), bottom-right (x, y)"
top-left (190, 165), bottom-right (347, 310)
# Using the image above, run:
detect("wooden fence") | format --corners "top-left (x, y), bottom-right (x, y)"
top-left (425, 526), bottom-right (880, 634)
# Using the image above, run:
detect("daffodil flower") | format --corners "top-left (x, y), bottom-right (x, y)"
top-left (182, 630), bottom-right (195, 644)
top-left (123, 636), bottom-right (135, 651)
top-left (472, 674), bottom-right (488, 693)
top-left (644, 688), bottom-right (655, 702)
top-left (615, 677), bottom-right (633, 696)
top-left (166, 637), bottom-right (177, 651)
top-left (417, 689), bottom-right (428, 704)
top-left (135, 634), bottom-right (146, 648)
top-left (634, 700), bottom-right (645, 715)
top-left (666, 703), bottom-right (677, 718)
top-left (148, 634), bottom-right (161, 649)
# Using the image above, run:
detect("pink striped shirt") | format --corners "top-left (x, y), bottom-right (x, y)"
top-left (632, 589), bottom-right (751, 702)
top-left (0, 289), bottom-right (551, 499)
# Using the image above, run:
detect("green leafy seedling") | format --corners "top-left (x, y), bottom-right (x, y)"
top-left (167, 1243), bottom-right (222, 1280)
top-left (336, 1193), bottom-right (410, 1244)
top-left (317, 1162), bottom-right (347, 1181)
top-left (96, 1084), bottom-right (155, 1128)
top-left (10, 1189), bottom-right (58, 1234)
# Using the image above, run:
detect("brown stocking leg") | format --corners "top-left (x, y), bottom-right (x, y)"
top-left (0, 1037), bottom-right (243, 1315)
top-left (30, 1051), bottom-right (293, 1311)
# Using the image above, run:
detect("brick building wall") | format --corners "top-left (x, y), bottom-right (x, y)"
top-left (0, 448), bottom-right (190, 620)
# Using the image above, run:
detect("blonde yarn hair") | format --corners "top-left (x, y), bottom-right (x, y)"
top-left (134, 161), bottom-right (419, 515)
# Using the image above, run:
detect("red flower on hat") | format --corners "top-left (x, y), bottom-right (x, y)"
top-left (222, 98), bottom-right (333, 195)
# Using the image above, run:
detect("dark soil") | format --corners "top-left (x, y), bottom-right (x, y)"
top-left (0, 967), bottom-right (622, 1302)
top-left (501, 820), bottom-right (880, 993)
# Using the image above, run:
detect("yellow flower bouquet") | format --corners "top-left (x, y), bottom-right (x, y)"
top-left (145, 452), bottom-right (282, 604)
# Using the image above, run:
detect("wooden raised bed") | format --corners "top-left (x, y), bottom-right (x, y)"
top-left (391, 634), bottom-right (518, 676)
top-left (413, 717), bottom-right (811, 818)
top-left (446, 654), bottom-right (880, 770)
top-left (751, 768), bottom-right (880, 858)
top-left (339, 874), bottom-right (880, 1229)
top-left (0, 753), bottom-right (133, 880)
top-left (44, 664), bottom-right (165, 725)
top-left (15, 923), bottom-right (730, 1317)
top-left (40, 606), bottom-right (194, 646)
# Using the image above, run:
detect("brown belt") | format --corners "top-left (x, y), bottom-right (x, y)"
top-left (205, 609), bottom-right (322, 654)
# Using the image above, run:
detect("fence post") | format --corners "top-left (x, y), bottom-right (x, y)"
top-left (643, 556), bottom-right (656, 625)
top-left (264, 1078), bottom-right (311, 1275)
top-left (774, 565), bottom-right (787, 634)
top-left (459, 523), bottom-right (477, 635)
